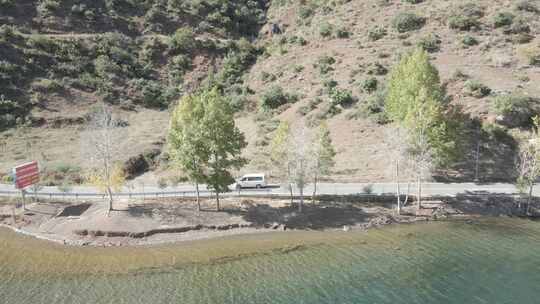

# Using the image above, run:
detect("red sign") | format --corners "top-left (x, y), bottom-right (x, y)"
top-left (13, 161), bottom-right (40, 189)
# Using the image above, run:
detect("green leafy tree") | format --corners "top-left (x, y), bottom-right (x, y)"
top-left (169, 88), bottom-right (247, 211)
top-left (169, 93), bottom-right (209, 211)
top-left (311, 121), bottom-right (336, 201)
top-left (269, 121), bottom-right (293, 201)
top-left (385, 48), bottom-right (458, 208)
top-left (201, 88), bottom-right (247, 211)
top-left (516, 116), bottom-right (540, 214)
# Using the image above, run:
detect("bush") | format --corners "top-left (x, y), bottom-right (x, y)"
top-left (448, 3), bottom-right (484, 31)
top-left (329, 88), bottom-right (354, 107)
top-left (366, 62), bottom-right (388, 75)
top-left (0, 0), bottom-right (15, 8)
top-left (322, 78), bottom-right (338, 92)
top-left (368, 26), bottom-right (387, 41)
top-left (451, 69), bottom-right (469, 81)
top-left (31, 78), bottom-right (63, 92)
top-left (403, 0), bottom-right (423, 3)
top-left (493, 94), bottom-right (534, 127)
top-left (297, 99), bottom-right (320, 116)
top-left (361, 77), bottom-right (378, 93)
top-left (167, 54), bottom-right (192, 83)
top-left (336, 27), bottom-right (351, 38)
top-left (520, 45), bottom-right (540, 66)
top-left (293, 65), bottom-right (304, 73)
top-left (493, 12), bottom-right (514, 28)
top-left (462, 35), bottom-right (479, 46)
top-left (507, 17), bottom-right (531, 34)
top-left (464, 80), bottom-right (491, 98)
top-left (515, 0), bottom-right (539, 13)
top-left (417, 33), bottom-right (441, 52)
top-left (314, 55), bottom-right (336, 75)
top-left (168, 27), bottom-right (196, 54)
top-left (261, 71), bottom-right (277, 83)
top-left (261, 86), bottom-right (297, 109)
top-left (131, 79), bottom-right (170, 109)
top-left (392, 12), bottom-right (425, 33)
top-left (0, 95), bottom-right (19, 129)
top-left (319, 22), bottom-right (334, 38)
top-left (352, 88), bottom-right (389, 124)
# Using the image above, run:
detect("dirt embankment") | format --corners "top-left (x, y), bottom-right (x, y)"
top-left (0, 195), bottom-right (536, 247)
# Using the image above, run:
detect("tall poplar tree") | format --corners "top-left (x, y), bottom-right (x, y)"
top-left (200, 88), bottom-right (247, 211)
top-left (385, 48), bottom-right (458, 209)
top-left (169, 93), bottom-right (208, 211)
top-left (312, 121), bottom-right (336, 201)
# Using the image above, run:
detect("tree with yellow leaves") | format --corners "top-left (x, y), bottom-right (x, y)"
top-left (81, 103), bottom-right (126, 215)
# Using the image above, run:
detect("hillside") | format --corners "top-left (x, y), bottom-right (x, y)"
top-left (1, 0), bottom-right (540, 185)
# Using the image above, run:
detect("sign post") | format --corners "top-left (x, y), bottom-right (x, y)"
top-left (13, 161), bottom-right (40, 211)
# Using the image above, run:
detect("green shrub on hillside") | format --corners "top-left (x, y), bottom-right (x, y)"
top-left (0, 24), bottom-right (17, 43)
top-left (462, 35), bottom-right (479, 47)
top-left (139, 37), bottom-right (165, 67)
top-left (507, 17), bottom-right (531, 34)
top-left (261, 86), bottom-right (297, 109)
top-left (319, 22), bottom-right (334, 38)
top-left (168, 27), bottom-right (196, 54)
top-left (360, 77), bottom-right (378, 93)
top-left (336, 27), bottom-right (351, 38)
top-left (515, 0), bottom-right (539, 13)
top-left (368, 26), bottom-right (387, 41)
top-left (0, 0), bottom-right (15, 8)
top-left (329, 88), bottom-right (354, 107)
top-left (520, 44), bottom-right (540, 66)
top-left (392, 12), bottom-right (425, 32)
top-left (349, 88), bottom-right (389, 124)
top-left (314, 55), bottom-right (336, 75)
top-left (167, 54), bottom-right (192, 83)
top-left (31, 78), bottom-right (63, 92)
top-left (130, 79), bottom-right (173, 109)
top-left (261, 71), bottom-right (277, 83)
top-left (448, 3), bottom-right (484, 31)
top-left (417, 33), bottom-right (441, 52)
top-left (0, 95), bottom-right (19, 129)
top-left (464, 80), bottom-right (491, 98)
top-left (493, 94), bottom-right (534, 127)
top-left (493, 12), bottom-right (514, 28)
top-left (366, 62), bottom-right (388, 76)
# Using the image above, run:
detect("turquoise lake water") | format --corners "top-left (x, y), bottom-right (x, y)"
top-left (1, 218), bottom-right (540, 304)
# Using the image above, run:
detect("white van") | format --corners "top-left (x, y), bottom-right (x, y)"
top-left (235, 173), bottom-right (267, 189)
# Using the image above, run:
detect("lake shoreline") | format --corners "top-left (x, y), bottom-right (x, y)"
top-left (0, 195), bottom-right (533, 247)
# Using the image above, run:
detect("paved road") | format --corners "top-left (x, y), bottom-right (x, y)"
top-left (0, 182), bottom-right (532, 199)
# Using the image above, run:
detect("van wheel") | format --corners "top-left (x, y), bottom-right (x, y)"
top-left (256, 184), bottom-right (261, 189)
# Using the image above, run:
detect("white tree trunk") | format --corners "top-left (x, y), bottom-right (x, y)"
top-left (106, 186), bottom-right (114, 216)
top-left (299, 186), bottom-right (304, 213)
top-left (417, 172), bottom-right (422, 210)
top-left (215, 191), bottom-right (220, 212)
top-left (195, 182), bottom-right (201, 212)
top-left (312, 175), bottom-right (318, 203)
top-left (396, 159), bottom-right (401, 215)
